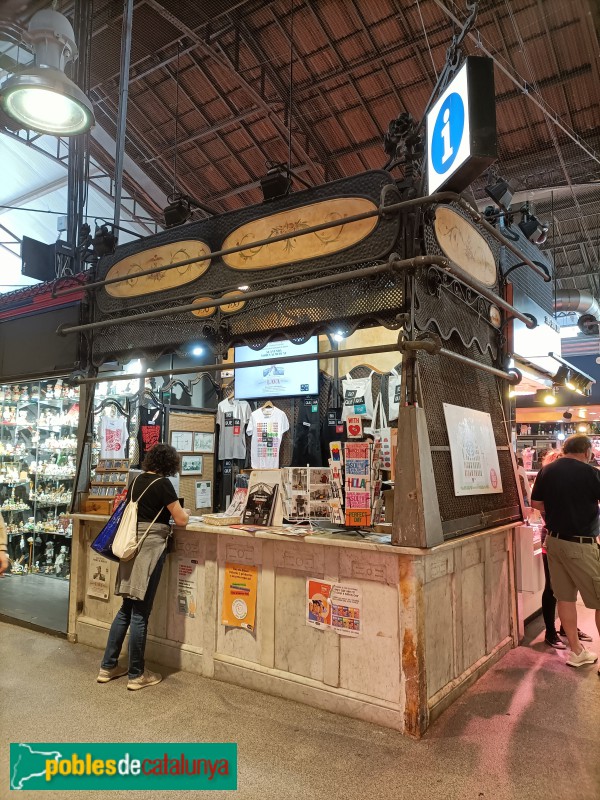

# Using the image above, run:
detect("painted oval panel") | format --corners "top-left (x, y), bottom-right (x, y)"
top-left (221, 290), bottom-right (247, 314)
top-left (433, 207), bottom-right (497, 287)
top-left (105, 240), bottom-right (211, 298)
top-left (191, 297), bottom-right (216, 318)
top-left (222, 197), bottom-right (378, 270)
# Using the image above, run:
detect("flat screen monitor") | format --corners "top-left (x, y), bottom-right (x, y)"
top-left (234, 337), bottom-right (319, 400)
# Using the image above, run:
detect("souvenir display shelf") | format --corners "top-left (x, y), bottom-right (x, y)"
top-left (0, 380), bottom-right (79, 579)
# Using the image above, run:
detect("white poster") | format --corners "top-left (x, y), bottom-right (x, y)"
top-left (331, 584), bottom-right (362, 637)
top-left (443, 403), bottom-right (503, 496)
top-left (87, 553), bottom-right (110, 600)
top-left (195, 480), bottom-right (212, 508)
top-left (176, 558), bottom-right (198, 618)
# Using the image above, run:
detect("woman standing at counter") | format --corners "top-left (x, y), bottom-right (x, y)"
top-left (97, 444), bottom-right (190, 690)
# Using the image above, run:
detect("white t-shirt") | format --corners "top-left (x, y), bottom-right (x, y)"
top-left (247, 407), bottom-right (290, 469)
top-left (99, 415), bottom-right (128, 458)
top-left (216, 399), bottom-right (252, 460)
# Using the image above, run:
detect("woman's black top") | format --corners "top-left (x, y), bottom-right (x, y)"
top-left (127, 472), bottom-right (177, 525)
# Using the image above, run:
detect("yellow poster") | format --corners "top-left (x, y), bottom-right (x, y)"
top-left (222, 563), bottom-right (258, 631)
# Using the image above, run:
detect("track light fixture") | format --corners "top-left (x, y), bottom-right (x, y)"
top-left (164, 195), bottom-right (192, 228)
top-left (92, 225), bottom-right (117, 258)
top-left (260, 164), bottom-right (292, 202)
top-left (163, 193), bottom-right (216, 228)
top-left (485, 176), bottom-right (515, 212)
top-left (518, 203), bottom-right (549, 245)
top-left (0, 9), bottom-right (94, 135)
top-left (536, 387), bottom-right (558, 406)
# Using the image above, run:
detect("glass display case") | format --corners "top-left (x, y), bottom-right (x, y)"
top-left (0, 379), bottom-right (79, 579)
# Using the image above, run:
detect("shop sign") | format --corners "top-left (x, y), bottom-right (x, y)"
top-left (426, 56), bottom-right (497, 195)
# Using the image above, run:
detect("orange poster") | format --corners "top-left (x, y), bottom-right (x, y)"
top-left (222, 563), bottom-right (258, 631)
top-left (306, 579), bottom-right (332, 628)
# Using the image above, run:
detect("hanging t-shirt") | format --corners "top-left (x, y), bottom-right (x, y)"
top-left (247, 406), bottom-right (290, 469)
top-left (216, 399), bottom-right (251, 460)
top-left (137, 406), bottom-right (164, 465)
top-left (99, 414), bottom-right (128, 458)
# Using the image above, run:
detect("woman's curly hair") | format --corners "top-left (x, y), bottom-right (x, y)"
top-left (141, 443), bottom-right (181, 476)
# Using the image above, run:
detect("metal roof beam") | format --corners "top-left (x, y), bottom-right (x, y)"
top-left (144, 0), bottom-right (326, 183)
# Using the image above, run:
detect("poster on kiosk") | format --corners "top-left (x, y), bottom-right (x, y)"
top-left (443, 403), bottom-right (503, 496)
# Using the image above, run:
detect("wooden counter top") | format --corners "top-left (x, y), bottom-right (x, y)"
top-left (69, 513), bottom-right (517, 556)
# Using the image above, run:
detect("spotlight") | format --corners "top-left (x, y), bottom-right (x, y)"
top-left (164, 195), bottom-right (191, 228)
top-left (92, 225), bottom-right (117, 258)
top-left (0, 9), bottom-right (94, 135)
top-left (485, 177), bottom-right (515, 212)
top-left (192, 346), bottom-right (204, 356)
top-left (332, 331), bottom-right (346, 343)
top-left (518, 204), bottom-right (549, 244)
top-left (260, 164), bottom-right (292, 202)
top-left (554, 365), bottom-right (575, 390)
top-left (536, 388), bottom-right (558, 406)
top-left (238, 285), bottom-right (250, 292)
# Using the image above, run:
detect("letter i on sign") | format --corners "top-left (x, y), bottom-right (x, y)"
top-left (441, 108), bottom-right (453, 164)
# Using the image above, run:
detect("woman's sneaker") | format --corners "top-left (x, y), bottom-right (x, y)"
top-left (545, 631), bottom-right (566, 649)
top-left (127, 669), bottom-right (162, 690)
top-left (97, 665), bottom-right (128, 683)
top-left (566, 648), bottom-right (598, 668)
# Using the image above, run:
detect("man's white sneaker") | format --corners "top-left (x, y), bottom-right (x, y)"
top-left (127, 669), bottom-right (162, 690)
top-left (566, 648), bottom-right (598, 668)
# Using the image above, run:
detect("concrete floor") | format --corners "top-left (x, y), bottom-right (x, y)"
top-left (1, 607), bottom-right (599, 800)
top-left (0, 572), bottom-right (69, 632)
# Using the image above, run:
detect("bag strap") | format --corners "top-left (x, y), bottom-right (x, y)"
top-left (135, 506), bottom-right (164, 551)
top-left (131, 474), bottom-right (163, 504)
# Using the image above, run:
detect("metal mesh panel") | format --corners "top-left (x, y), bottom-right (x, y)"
top-left (417, 335), bottom-right (520, 539)
top-left (419, 202), bottom-right (501, 359)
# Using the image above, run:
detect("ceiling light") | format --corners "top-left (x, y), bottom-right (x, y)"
top-left (0, 10), bottom-right (94, 136)
top-left (485, 177), bottom-right (515, 212)
top-left (543, 393), bottom-right (557, 405)
top-left (164, 195), bottom-right (191, 228)
top-left (238, 285), bottom-right (250, 292)
top-left (192, 346), bottom-right (204, 356)
top-left (92, 225), bottom-right (117, 258)
top-left (332, 331), bottom-right (346, 343)
top-left (260, 164), bottom-right (292, 202)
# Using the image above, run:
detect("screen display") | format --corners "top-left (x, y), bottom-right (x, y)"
top-left (234, 338), bottom-right (319, 399)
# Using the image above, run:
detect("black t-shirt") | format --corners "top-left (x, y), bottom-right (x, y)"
top-left (531, 457), bottom-right (600, 537)
top-left (127, 472), bottom-right (177, 525)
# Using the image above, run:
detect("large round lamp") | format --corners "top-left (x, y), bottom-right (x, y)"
top-left (0, 8), bottom-right (94, 136)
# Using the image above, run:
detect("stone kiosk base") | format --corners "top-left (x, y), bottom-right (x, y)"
top-left (70, 516), bottom-right (518, 736)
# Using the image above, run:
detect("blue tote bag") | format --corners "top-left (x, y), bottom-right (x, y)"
top-left (90, 499), bottom-right (128, 562)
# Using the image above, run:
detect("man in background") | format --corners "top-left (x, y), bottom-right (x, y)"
top-left (532, 434), bottom-right (600, 669)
